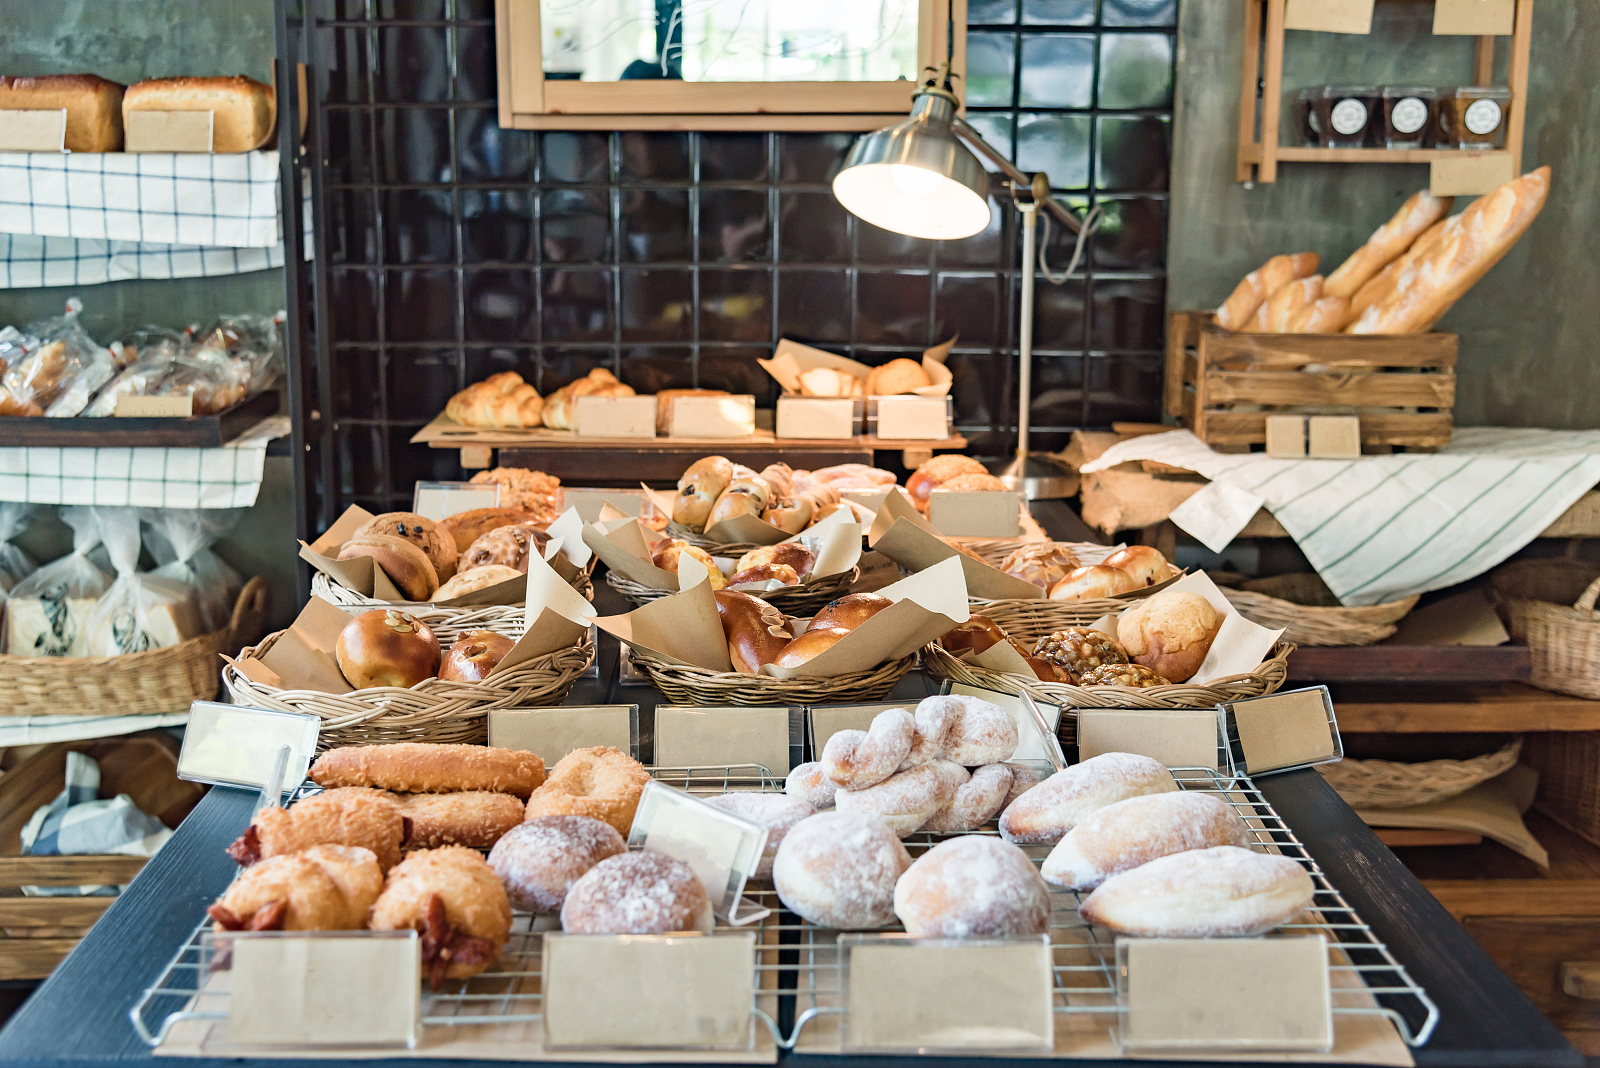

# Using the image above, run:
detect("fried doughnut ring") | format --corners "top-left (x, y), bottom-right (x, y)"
top-left (309, 742), bottom-right (546, 799)
top-left (785, 762), bottom-right (838, 809)
top-left (920, 763), bottom-right (1013, 833)
top-left (822, 708), bottom-right (914, 789)
top-left (523, 746), bottom-right (652, 838)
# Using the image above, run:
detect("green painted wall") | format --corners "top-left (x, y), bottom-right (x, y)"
top-left (1169, 3), bottom-right (1600, 428)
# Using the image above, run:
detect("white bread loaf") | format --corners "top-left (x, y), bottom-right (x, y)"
top-left (1040, 791), bottom-right (1251, 890)
top-left (1078, 845), bottom-right (1315, 937)
top-left (0, 74), bottom-right (124, 151)
top-left (123, 75), bottom-right (275, 153)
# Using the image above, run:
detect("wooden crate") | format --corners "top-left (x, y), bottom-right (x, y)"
top-left (1164, 310), bottom-right (1458, 451)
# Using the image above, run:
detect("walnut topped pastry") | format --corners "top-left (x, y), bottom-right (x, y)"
top-left (458, 523), bottom-right (550, 574)
top-left (1078, 663), bottom-right (1170, 688)
top-left (1031, 628), bottom-right (1129, 683)
top-left (467, 467), bottom-right (562, 525)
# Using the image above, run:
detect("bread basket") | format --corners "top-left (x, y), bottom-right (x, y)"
top-left (311, 565), bottom-right (594, 645)
top-left (1219, 572), bottom-right (1418, 647)
top-left (1318, 739), bottom-right (1522, 809)
top-left (1490, 557), bottom-right (1600, 698)
top-left (662, 522), bottom-right (765, 556)
top-left (0, 576), bottom-right (268, 717)
top-left (223, 628), bottom-right (594, 749)
top-left (626, 646), bottom-right (916, 706)
top-left (604, 566), bottom-right (860, 615)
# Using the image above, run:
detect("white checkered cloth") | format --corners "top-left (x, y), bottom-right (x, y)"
top-left (0, 150), bottom-right (281, 247)
top-left (0, 416), bottom-right (288, 508)
top-left (0, 233), bottom-right (284, 288)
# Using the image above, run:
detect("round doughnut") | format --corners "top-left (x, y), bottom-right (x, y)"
top-left (834, 763), bottom-right (957, 838)
top-left (785, 762), bottom-right (837, 809)
top-left (704, 793), bottom-right (815, 879)
top-left (998, 752), bottom-right (1177, 846)
top-left (524, 746), bottom-right (652, 838)
top-left (1078, 845), bottom-right (1314, 938)
top-left (902, 694), bottom-right (1019, 768)
top-left (560, 851), bottom-right (714, 935)
top-left (1041, 792), bottom-right (1251, 891)
top-left (487, 815), bottom-right (627, 912)
top-left (772, 812), bottom-right (911, 929)
top-left (1001, 762), bottom-right (1042, 805)
top-left (821, 708), bottom-right (914, 789)
top-left (920, 763), bottom-right (1013, 833)
top-left (893, 836), bottom-right (1052, 939)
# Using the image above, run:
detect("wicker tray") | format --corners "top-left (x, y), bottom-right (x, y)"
top-left (627, 646), bottom-right (915, 705)
top-left (1221, 573), bottom-right (1418, 647)
top-left (223, 629), bottom-right (594, 749)
top-left (662, 522), bottom-right (765, 556)
top-left (1490, 558), bottom-right (1600, 698)
top-left (0, 577), bottom-right (268, 718)
top-left (604, 566), bottom-right (859, 614)
top-left (311, 567), bottom-right (593, 646)
top-left (1318, 739), bottom-right (1522, 809)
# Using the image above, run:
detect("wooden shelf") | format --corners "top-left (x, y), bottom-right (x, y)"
top-left (1272, 146), bottom-right (1513, 164)
top-left (1288, 643), bottom-right (1529, 684)
top-left (1329, 682), bottom-right (1600, 733)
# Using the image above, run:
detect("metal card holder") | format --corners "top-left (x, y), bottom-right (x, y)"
top-left (628, 779), bottom-right (770, 926)
top-left (1223, 685), bottom-right (1343, 777)
top-left (176, 702), bottom-right (319, 797)
top-left (488, 703), bottom-right (640, 762)
top-left (936, 679), bottom-right (1066, 770)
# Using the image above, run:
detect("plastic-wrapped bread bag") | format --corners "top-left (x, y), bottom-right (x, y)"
top-left (85, 507), bottom-right (203, 657)
top-left (4, 507), bottom-right (113, 657)
top-left (83, 326), bottom-right (186, 416)
top-left (0, 503), bottom-right (39, 594)
top-left (1, 299), bottom-right (116, 417)
top-left (143, 507), bottom-right (243, 633)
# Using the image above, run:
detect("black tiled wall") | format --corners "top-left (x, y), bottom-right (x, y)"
top-left (309, 0), bottom-right (1175, 517)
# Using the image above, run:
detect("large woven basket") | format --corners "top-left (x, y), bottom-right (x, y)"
top-left (604, 566), bottom-right (859, 614)
top-left (223, 629), bottom-right (594, 749)
top-left (627, 646), bottom-right (916, 705)
top-left (0, 576), bottom-right (268, 717)
top-left (1317, 739), bottom-right (1522, 809)
top-left (311, 566), bottom-right (593, 646)
top-left (966, 593), bottom-right (1154, 635)
top-left (1523, 732), bottom-right (1600, 846)
top-left (662, 522), bottom-right (764, 556)
top-left (1220, 572), bottom-right (1418, 647)
top-left (1489, 558), bottom-right (1600, 698)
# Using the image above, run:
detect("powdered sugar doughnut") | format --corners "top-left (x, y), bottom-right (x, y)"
top-left (999, 752), bottom-right (1176, 845)
top-left (705, 793), bottom-right (815, 879)
top-left (1002, 762), bottom-right (1041, 805)
top-left (1079, 845), bottom-right (1313, 937)
top-left (560, 850), bottom-right (714, 934)
top-left (893, 836), bottom-right (1052, 938)
top-left (902, 695), bottom-right (1019, 768)
top-left (488, 815), bottom-right (626, 912)
top-left (772, 812), bottom-right (911, 929)
top-left (1042, 792), bottom-right (1250, 890)
top-left (921, 763), bottom-right (1012, 833)
top-left (902, 697), bottom-right (958, 768)
top-left (835, 763), bottom-right (957, 837)
top-left (785, 762), bottom-right (837, 809)
top-left (822, 708), bottom-right (914, 789)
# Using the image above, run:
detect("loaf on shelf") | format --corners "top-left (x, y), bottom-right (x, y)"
top-left (0, 73), bottom-right (125, 151)
top-left (123, 75), bottom-right (276, 152)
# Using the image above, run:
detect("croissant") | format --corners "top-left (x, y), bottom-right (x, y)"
top-left (445, 371), bottom-right (544, 428)
top-left (542, 368), bottom-right (637, 430)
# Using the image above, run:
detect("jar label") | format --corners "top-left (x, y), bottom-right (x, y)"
top-left (1465, 98), bottom-right (1503, 135)
top-left (1391, 97), bottom-right (1428, 134)
top-left (1330, 98), bottom-right (1367, 136)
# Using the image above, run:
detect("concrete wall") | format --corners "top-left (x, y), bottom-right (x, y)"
top-left (1168, 2), bottom-right (1600, 428)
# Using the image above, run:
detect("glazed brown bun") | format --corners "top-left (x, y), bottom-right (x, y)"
top-left (440, 508), bottom-right (538, 553)
top-left (807, 592), bottom-right (893, 632)
top-left (337, 534), bottom-right (440, 602)
top-left (772, 627), bottom-right (851, 669)
top-left (337, 609), bottom-right (442, 689)
top-left (906, 455), bottom-right (986, 513)
top-left (434, 564), bottom-right (522, 601)
top-left (940, 615), bottom-right (1007, 655)
top-left (353, 512), bottom-right (456, 581)
top-left (1103, 545), bottom-right (1173, 587)
top-left (865, 358), bottom-right (931, 396)
top-left (715, 590), bottom-right (792, 673)
top-left (1116, 591), bottom-right (1220, 684)
top-left (728, 563), bottom-right (800, 586)
top-left (439, 630), bottom-right (515, 683)
top-left (1048, 564), bottom-right (1138, 603)
top-left (762, 498), bottom-right (813, 534)
top-left (735, 543), bottom-right (815, 577)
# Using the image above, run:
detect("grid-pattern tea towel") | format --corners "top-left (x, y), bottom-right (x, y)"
top-left (0, 233), bottom-right (284, 288)
top-left (1080, 428), bottom-right (1600, 606)
top-left (20, 751), bottom-right (171, 896)
top-left (0, 151), bottom-right (281, 247)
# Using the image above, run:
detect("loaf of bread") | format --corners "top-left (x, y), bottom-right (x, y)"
top-left (1245, 275), bottom-right (1322, 333)
top-left (1289, 295), bottom-right (1351, 334)
top-left (123, 75), bottom-right (275, 153)
top-left (1323, 190), bottom-right (1453, 299)
top-left (541, 368), bottom-right (635, 430)
top-left (1347, 218), bottom-right (1448, 322)
top-left (1214, 252), bottom-right (1318, 330)
top-left (798, 367), bottom-right (865, 398)
top-left (0, 74), bottom-right (124, 151)
top-left (865, 358), bottom-right (931, 395)
top-left (445, 372), bottom-right (542, 429)
top-left (1116, 590), bottom-right (1220, 683)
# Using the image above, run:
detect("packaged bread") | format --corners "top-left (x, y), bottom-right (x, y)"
top-left (4, 507), bottom-right (112, 657)
top-left (0, 74), bottom-right (125, 152)
top-left (123, 75), bottom-right (275, 153)
top-left (85, 507), bottom-right (203, 656)
top-left (0, 503), bottom-right (39, 594)
top-left (144, 507), bottom-right (244, 633)
top-left (1, 299), bottom-right (115, 417)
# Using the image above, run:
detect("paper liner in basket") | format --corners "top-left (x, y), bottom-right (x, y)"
top-left (587, 510), bottom-right (861, 594)
top-left (867, 488), bottom-right (1043, 600)
top-left (757, 337), bottom-right (953, 398)
top-left (639, 483), bottom-right (791, 547)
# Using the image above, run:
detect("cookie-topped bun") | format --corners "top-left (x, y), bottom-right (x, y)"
top-left (354, 512), bottom-right (457, 582)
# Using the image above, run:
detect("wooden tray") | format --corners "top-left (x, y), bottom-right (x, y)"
top-left (0, 391), bottom-right (278, 448)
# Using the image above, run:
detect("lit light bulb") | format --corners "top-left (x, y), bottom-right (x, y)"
top-left (889, 165), bottom-right (942, 197)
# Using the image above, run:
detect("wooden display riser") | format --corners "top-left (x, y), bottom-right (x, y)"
top-left (1289, 644), bottom-right (1532, 684)
top-left (1329, 682), bottom-right (1600, 733)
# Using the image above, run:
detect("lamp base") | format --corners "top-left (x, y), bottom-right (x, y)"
top-left (989, 454), bottom-right (1076, 500)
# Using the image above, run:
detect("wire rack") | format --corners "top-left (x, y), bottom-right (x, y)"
top-left (131, 765), bottom-right (1438, 1055)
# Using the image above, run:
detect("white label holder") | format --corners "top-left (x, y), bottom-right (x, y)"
top-left (627, 779), bottom-right (770, 926)
top-left (177, 702), bottom-right (319, 797)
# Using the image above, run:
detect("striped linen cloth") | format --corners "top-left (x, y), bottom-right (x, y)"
top-left (20, 751), bottom-right (171, 896)
top-left (1079, 428), bottom-right (1600, 606)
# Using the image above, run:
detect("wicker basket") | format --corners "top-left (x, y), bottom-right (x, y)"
top-left (1489, 559), bottom-right (1600, 698)
top-left (1317, 739), bottom-right (1522, 809)
top-left (1219, 573), bottom-right (1418, 647)
top-left (223, 629), bottom-right (594, 749)
top-left (627, 646), bottom-right (916, 706)
top-left (1524, 732), bottom-right (1600, 846)
top-left (605, 566), bottom-right (860, 614)
top-left (964, 595), bottom-right (1150, 636)
top-left (311, 566), bottom-right (593, 646)
top-left (0, 576), bottom-right (268, 717)
top-left (662, 522), bottom-right (765, 556)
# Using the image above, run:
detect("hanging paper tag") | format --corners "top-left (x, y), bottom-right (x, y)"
top-left (411, 480), bottom-right (499, 519)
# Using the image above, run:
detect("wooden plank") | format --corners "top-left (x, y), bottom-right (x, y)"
top-left (502, 0), bottom-right (542, 119)
top-left (1203, 370), bottom-right (1455, 408)
top-left (1475, 34), bottom-right (1497, 84)
top-left (1377, 829), bottom-right (1483, 847)
top-left (0, 938), bottom-right (80, 981)
top-left (1199, 323), bottom-right (1459, 369)
top-left (1330, 682), bottom-right (1600, 733)
top-left (1163, 312), bottom-right (1191, 418)
top-left (1288, 644), bottom-right (1529, 684)
top-left (0, 391), bottom-right (277, 448)
top-left (1276, 146), bottom-right (1516, 164)
top-left (1258, 0), bottom-right (1285, 183)
top-left (1507, 0), bottom-right (1533, 175)
top-left (411, 416), bottom-right (967, 453)
top-left (0, 897), bottom-right (112, 927)
top-left (0, 856), bottom-right (146, 886)
top-left (543, 79), bottom-right (918, 116)
top-left (1200, 411), bottom-right (1453, 448)
top-left (510, 112), bottom-right (906, 132)
top-left (1236, 0), bottom-right (1263, 182)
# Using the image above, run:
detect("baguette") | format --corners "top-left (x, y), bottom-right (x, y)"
top-left (1214, 252), bottom-right (1318, 330)
top-left (1288, 295), bottom-right (1351, 334)
top-left (124, 75), bottom-right (275, 153)
top-left (1324, 190), bottom-right (1453, 299)
top-left (0, 74), bottom-right (124, 151)
top-left (1264, 275), bottom-right (1323, 332)
top-left (1346, 217), bottom-right (1449, 324)
top-left (1351, 167), bottom-right (1550, 335)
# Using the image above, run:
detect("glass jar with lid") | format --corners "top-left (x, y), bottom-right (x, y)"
top-left (1439, 86), bottom-right (1513, 149)
top-left (1380, 86), bottom-right (1438, 149)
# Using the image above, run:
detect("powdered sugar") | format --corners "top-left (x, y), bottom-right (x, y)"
top-left (893, 836), bottom-right (1051, 938)
top-left (488, 815), bottom-right (626, 912)
top-left (902, 695), bottom-right (1019, 768)
top-left (835, 763), bottom-right (956, 837)
top-left (772, 812), bottom-right (911, 929)
top-left (785, 762), bottom-right (838, 809)
top-left (921, 763), bottom-right (1012, 833)
top-left (1040, 791), bottom-right (1249, 890)
top-left (998, 752), bottom-right (1176, 845)
top-left (1079, 845), bottom-right (1314, 937)
top-left (822, 708), bottom-right (914, 788)
top-left (559, 850), bottom-right (713, 934)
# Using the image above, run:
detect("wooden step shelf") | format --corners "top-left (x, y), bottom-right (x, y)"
top-left (1289, 643), bottom-right (1530, 684)
top-left (1330, 682), bottom-right (1600, 733)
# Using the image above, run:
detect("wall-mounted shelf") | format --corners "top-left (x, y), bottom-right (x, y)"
top-left (1236, 0), bottom-right (1532, 183)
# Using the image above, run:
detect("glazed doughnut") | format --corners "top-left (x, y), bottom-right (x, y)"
top-left (834, 762), bottom-right (957, 837)
top-left (1079, 845), bottom-right (1315, 937)
top-left (785, 762), bottom-right (838, 809)
top-left (523, 746), bottom-right (652, 838)
top-left (920, 763), bottom-right (1013, 833)
top-left (902, 694), bottom-right (1019, 768)
top-left (705, 793), bottom-right (815, 879)
top-left (999, 753), bottom-right (1177, 845)
top-left (772, 812), bottom-right (911, 929)
top-left (309, 743), bottom-right (546, 799)
top-left (893, 836), bottom-right (1052, 939)
top-left (487, 815), bottom-right (627, 913)
top-left (1001, 762), bottom-right (1042, 805)
top-left (822, 707), bottom-right (914, 789)
top-left (560, 850), bottom-right (714, 934)
top-left (1041, 792), bottom-right (1251, 891)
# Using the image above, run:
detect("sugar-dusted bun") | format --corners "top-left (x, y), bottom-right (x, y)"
top-left (735, 543), bottom-right (815, 577)
top-left (560, 851), bottom-right (714, 934)
top-left (459, 524), bottom-right (550, 574)
top-left (651, 539), bottom-right (727, 589)
top-left (337, 534), bottom-right (439, 601)
top-left (1079, 845), bottom-right (1314, 937)
top-left (336, 609), bottom-right (441, 689)
top-left (807, 592), bottom-right (892, 633)
top-left (834, 763), bottom-right (957, 838)
top-left (1116, 590), bottom-right (1220, 683)
top-left (772, 627), bottom-right (850, 669)
top-left (435, 564), bottom-right (522, 601)
top-left (920, 763), bottom-right (1013, 833)
top-left (1041, 792), bottom-right (1251, 890)
top-left (728, 563), bottom-right (800, 586)
top-left (1001, 762), bottom-right (1041, 805)
top-left (866, 357), bottom-right (932, 396)
top-left (1000, 543), bottom-right (1080, 589)
top-left (894, 836), bottom-right (1051, 938)
top-left (999, 752), bottom-right (1177, 845)
top-left (1048, 564), bottom-right (1138, 603)
top-left (785, 762), bottom-right (838, 809)
top-left (705, 793), bottom-right (815, 879)
top-left (905, 694), bottom-right (1018, 767)
top-left (822, 707), bottom-right (915, 789)
top-left (354, 512), bottom-right (457, 581)
top-left (488, 815), bottom-right (627, 913)
top-left (1103, 545), bottom-right (1173, 587)
top-left (438, 630), bottom-right (515, 683)
top-left (772, 812), bottom-right (911, 928)
top-left (907, 455), bottom-right (987, 513)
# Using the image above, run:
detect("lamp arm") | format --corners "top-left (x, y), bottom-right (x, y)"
top-left (951, 117), bottom-right (1083, 234)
